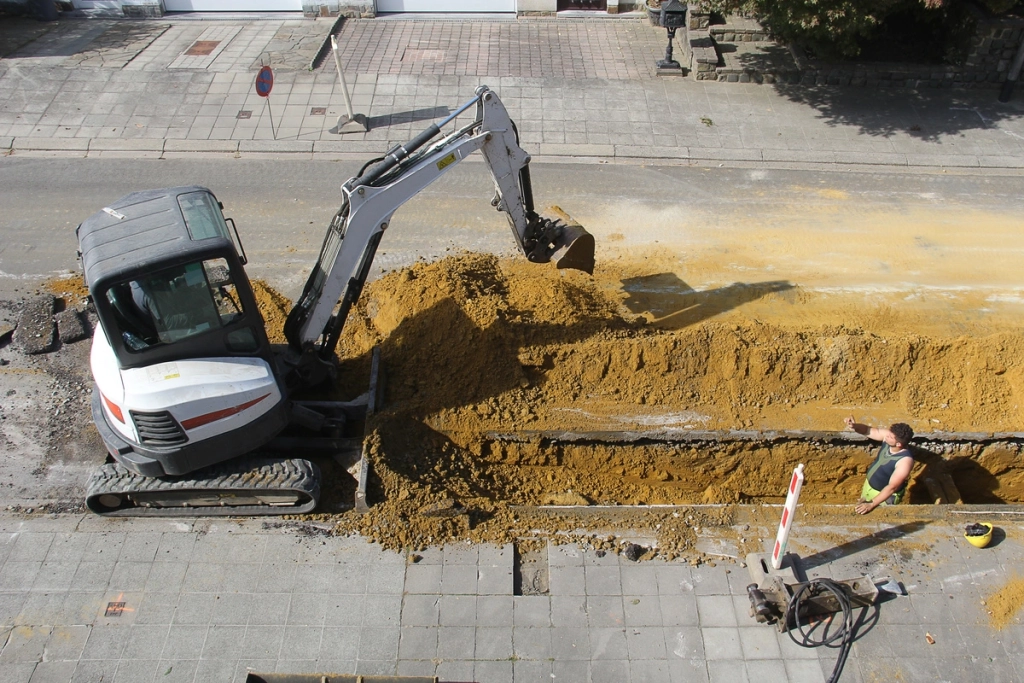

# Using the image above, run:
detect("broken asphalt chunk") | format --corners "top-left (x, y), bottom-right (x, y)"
top-left (13, 295), bottom-right (56, 355)
top-left (56, 308), bottom-right (89, 344)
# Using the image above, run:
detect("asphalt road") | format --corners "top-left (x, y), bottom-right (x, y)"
top-left (2, 157), bottom-right (1024, 301)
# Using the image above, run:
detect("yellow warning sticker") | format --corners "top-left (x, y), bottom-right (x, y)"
top-left (147, 363), bottom-right (181, 382)
top-left (436, 152), bottom-right (457, 171)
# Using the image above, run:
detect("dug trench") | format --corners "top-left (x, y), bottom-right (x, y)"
top-left (16, 251), bottom-right (1024, 561)
top-left (255, 252), bottom-right (1024, 557)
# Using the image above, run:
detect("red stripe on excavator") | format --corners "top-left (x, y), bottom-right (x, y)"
top-left (181, 394), bottom-right (271, 431)
top-left (101, 394), bottom-right (125, 423)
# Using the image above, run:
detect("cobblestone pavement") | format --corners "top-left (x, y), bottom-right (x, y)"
top-left (0, 513), bottom-right (1021, 683)
top-left (327, 17), bottom-right (663, 79)
top-left (0, 14), bottom-right (1022, 166)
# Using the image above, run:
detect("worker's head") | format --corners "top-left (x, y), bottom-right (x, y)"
top-left (888, 423), bottom-right (914, 449)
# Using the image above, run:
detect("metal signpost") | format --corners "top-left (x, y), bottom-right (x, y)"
top-left (329, 35), bottom-right (368, 134)
top-left (255, 65), bottom-right (276, 140)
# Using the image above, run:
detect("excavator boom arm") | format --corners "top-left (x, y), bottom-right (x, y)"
top-left (284, 86), bottom-right (594, 361)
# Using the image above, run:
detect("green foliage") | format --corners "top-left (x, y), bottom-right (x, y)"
top-left (699, 0), bottom-right (1016, 60)
top-left (975, 0), bottom-right (1018, 12)
top-left (702, 0), bottom-right (904, 58)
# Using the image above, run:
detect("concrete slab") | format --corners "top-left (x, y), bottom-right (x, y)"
top-left (12, 138), bottom-right (90, 152)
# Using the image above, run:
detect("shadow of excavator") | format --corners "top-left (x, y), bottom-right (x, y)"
top-left (620, 273), bottom-right (795, 330)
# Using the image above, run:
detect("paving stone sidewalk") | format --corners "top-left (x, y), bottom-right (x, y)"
top-left (0, 15), bottom-right (1023, 167)
top-left (0, 513), bottom-right (1021, 683)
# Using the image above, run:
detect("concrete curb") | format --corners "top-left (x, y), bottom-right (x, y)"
top-left (762, 149), bottom-right (837, 164)
top-left (163, 139), bottom-right (240, 153)
top-left (238, 139), bottom-right (314, 153)
top-left (14, 137), bottom-right (90, 151)
top-left (978, 155), bottom-right (1024, 168)
top-left (6, 137), bottom-right (1024, 172)
top-left (88, 138), bottom-right (165, 152)
top-left (833, 151), bottom-right (908, 166)
top-left (906, 153), bottom-right (980, 167)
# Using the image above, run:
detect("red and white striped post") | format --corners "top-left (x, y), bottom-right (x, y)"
top-left (771, 463), bottom-right (805, 570)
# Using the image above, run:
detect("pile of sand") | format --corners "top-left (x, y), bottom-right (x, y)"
top-left (290, 253), bottom-right (1024, 554)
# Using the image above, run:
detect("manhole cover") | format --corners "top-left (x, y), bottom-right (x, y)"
top-left (185, 40), bottom-right (220, 56)
top-left (237, 111), bottom-right (252, 119)
top-left (310, 107), bottom-right (326, 116)
top-left (105, 602), bottom-right (125, 617)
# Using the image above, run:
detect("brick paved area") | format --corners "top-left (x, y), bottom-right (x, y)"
top-left (328, 17), bottom-right (665, 79)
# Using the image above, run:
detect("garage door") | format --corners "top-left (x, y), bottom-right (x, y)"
top-left (376, 0), bottom-right (516, 12)
top-left (163, 0), bottom-right (302, 10)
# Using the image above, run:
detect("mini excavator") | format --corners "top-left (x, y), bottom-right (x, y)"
top-left (77, 86), bottom-right (594, 516)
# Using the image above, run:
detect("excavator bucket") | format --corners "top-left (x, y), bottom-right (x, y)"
top-left (543, 206), bottom-right (596, 275)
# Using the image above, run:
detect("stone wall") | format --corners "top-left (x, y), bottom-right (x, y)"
top-left (304, 0), bottom-right (374, 18)
top-left (121, 0), bottom-right (164, 18)
top-left (964, 8), bottom-right (1024, 84)
top-left (684, 3), bottom-right (1024, 88)
top-left (684, 10), bottom-right (716, 80)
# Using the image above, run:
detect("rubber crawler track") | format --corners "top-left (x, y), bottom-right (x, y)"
top-left (85, 457), bottom-right (321, 517)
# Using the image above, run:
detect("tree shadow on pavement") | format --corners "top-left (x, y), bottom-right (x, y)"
top-left (620, 272), bottom-right (795, 330)
top-left (770, 82), bottom-right (1024, 143)
top-left (731, 49), bottom-right (1024, 142)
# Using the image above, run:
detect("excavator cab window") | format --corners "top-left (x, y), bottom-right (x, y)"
top-left (177, 191), bottom-right (232, 242)
top-left (104, 257), bottom-right (251, 352)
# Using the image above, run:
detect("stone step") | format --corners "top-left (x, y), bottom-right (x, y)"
top-left (709, 26), bottom-right (770, 43)
top-left (714, 40), bottom-right (802, 84)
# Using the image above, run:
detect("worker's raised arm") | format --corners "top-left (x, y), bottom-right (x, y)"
top-left (844, 416), bottom-right (888, 441)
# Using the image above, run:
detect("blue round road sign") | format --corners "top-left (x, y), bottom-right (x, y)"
top-left (255, 66), bottom-right (274, 98)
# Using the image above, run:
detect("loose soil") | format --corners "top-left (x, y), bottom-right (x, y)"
top-left (251, 252), bottom-right (1024, 555)
top-left (21, 252), bottom-right (1024, 560)
top-left (986, 576), bottom-right (1024, 630)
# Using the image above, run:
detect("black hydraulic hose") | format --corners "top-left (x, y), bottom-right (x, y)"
top-left (358, 123), bottom-right (442, 186)
top-left (786, 578), bottom-right (855, 683)
top-left (355, 90), bottom-right (486, 187)
top-left (357, 155), bottom-right (386, 178)
top-left (519, 163), bottom-right (536, 215)
top-left (368, 118), bottom-right (480, 189)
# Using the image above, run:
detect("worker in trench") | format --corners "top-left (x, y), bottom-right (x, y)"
top-left (844, 417), bottom-right (915, 514)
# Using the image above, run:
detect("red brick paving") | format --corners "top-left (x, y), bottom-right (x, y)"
top-left (328, 18), bottom-right (665, 79)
